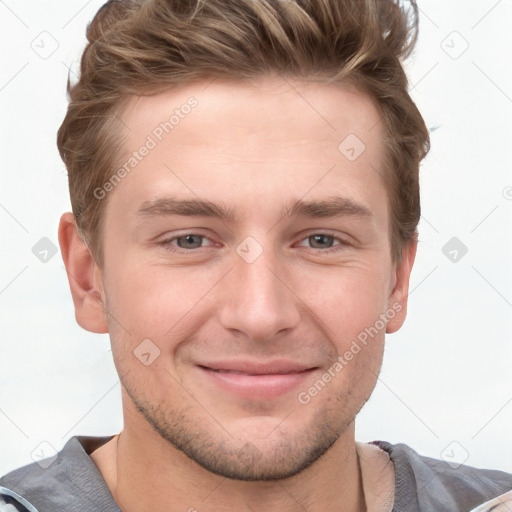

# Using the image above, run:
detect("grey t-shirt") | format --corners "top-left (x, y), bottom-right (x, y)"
top-left (0, 436), bottom-right (511, 511)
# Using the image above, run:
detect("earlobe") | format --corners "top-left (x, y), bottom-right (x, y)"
top-left (386, 240), bottom-right (417, 334)
top-left (58, 212), bottom-right (109, 334)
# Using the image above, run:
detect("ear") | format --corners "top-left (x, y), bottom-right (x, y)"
top-left (386, 239), bottom-right (417, 334)
top-left (58, 212), bottom-right (108, 334)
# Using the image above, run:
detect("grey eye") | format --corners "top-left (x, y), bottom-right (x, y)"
top-left (176, 235), bottom-right (204, 249)
top-left (308, 234), bottom-right (335, 249)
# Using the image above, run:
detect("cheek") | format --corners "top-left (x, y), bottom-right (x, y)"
top-left (103, 259), bottom-right (216, 337)
top-left (293, 264), bottom-right (391, 340)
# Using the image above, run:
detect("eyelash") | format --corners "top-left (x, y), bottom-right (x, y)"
top-left (158, 232), bottom-right (349, 254)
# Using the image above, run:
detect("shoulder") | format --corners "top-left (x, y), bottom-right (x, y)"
top-left (0, 436), bottom-right (118, 512)
top-left (372, 441), bottom-right (512, 512)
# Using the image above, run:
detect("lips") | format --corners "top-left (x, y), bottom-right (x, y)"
top-left (199, 360), bottom-right (315, 375)
top-left (196, 360), bottom-right (318, 399)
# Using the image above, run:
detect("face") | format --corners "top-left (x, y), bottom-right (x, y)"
top-left (84, 77), bottom-right (414, 480)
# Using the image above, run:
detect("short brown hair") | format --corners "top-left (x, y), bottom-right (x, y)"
top-left (57, 0), bottom-right (430, 264)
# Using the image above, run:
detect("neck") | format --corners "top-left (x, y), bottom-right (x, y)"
top-left (92, 418), bottom-right (366, 512)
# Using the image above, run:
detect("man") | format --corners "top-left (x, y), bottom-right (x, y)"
top-left (1, 0), bottom-right (511, 511)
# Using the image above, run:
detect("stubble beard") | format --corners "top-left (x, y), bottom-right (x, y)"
top-left (123, 380), bottom-right (371, 481)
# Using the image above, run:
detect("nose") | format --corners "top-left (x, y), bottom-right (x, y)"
top-left (217, 241), bottom-right (302, 342)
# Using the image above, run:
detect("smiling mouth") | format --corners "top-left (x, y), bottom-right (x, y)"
top-left (203, 367), bottom-right (312, 375)
top-left (197, 359), bottom-right (317, 374)
top-left (196, 362), bottom-right (318, 399)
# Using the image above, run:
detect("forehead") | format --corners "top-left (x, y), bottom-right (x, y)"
top-left (107, 77), bottom-right (387, 221)
top-left (119, 76), bottom-right (382, 155)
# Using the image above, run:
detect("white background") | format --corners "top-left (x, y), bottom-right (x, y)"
top-left (1, 0), bottom-right (511, 477)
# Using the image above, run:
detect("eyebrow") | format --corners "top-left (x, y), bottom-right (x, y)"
top-left (284, 196), bottom-right (372, 219)
top-left (134, 196), bottom-right (373, 222)
top-left (135, 198), bottom-right (238, 221)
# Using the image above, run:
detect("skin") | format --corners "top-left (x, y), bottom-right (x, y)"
top-left (59, 76), bottom-right (416, 512)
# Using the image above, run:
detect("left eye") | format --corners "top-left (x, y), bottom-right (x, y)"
top-left (299, 234), bottom-right (339, 249)
top-left (168, 234), bottom-right (210, 249)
